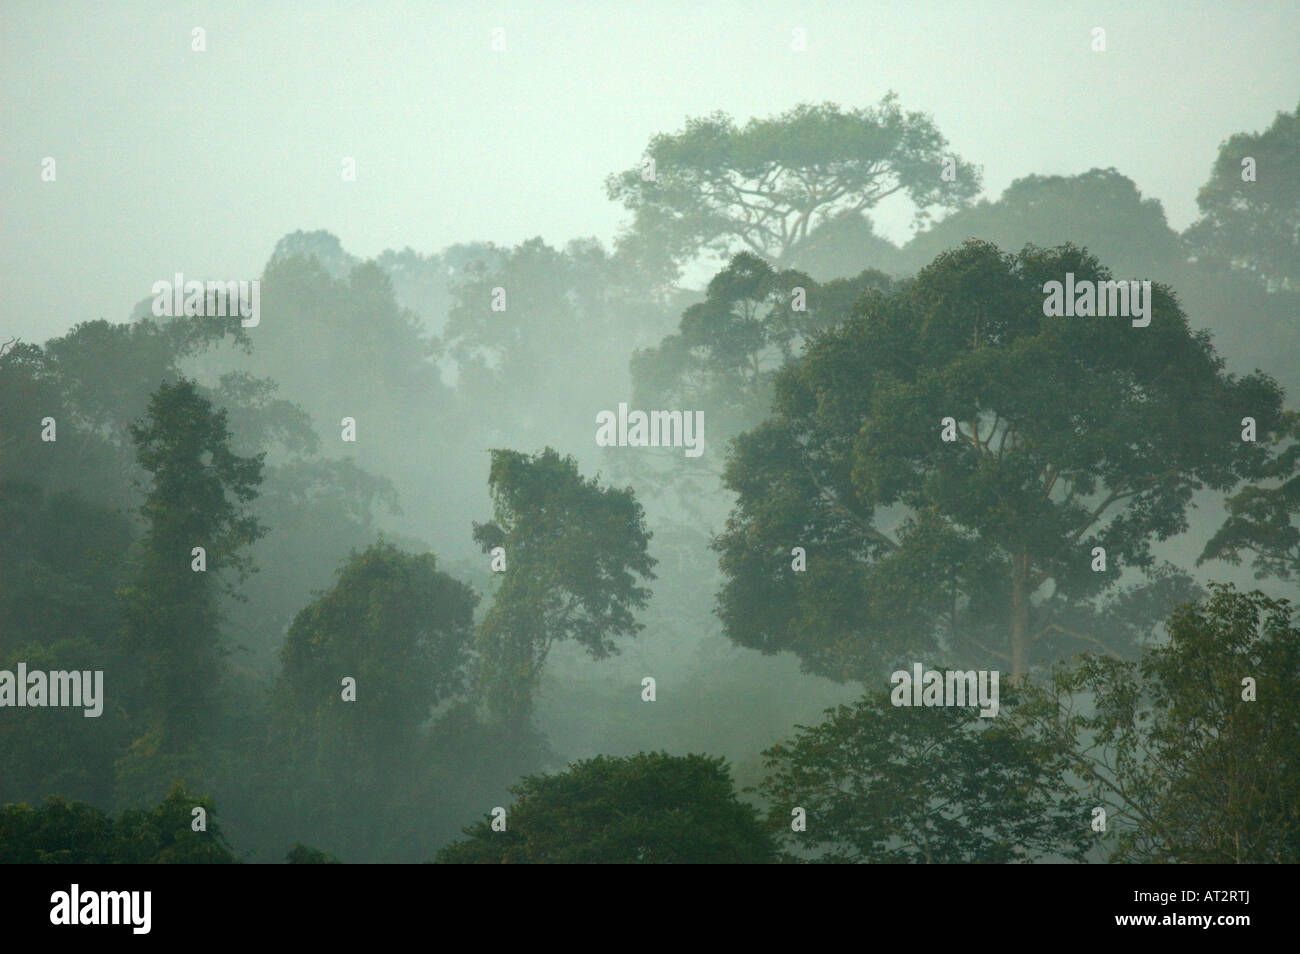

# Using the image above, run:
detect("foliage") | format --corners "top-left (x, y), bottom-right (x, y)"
top-left (473, 448), bottom-right (656, 727)
top-left (1038, 585), bottom-right (1300, 863)
top-left (437, 752), bottom-right (775, 863)
top-left (607, 95), bottom-right (980, 273)
top-left (759, 687), bottom-right (1089, 863)
top-left (714, 240), bottom-right (1284, 681)
top-left (0, 783), bottom-right (236, 863)
top-left (1184, 99), bottom-right (1300, 292)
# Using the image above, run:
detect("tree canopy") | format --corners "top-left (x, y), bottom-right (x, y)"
top-left (472, 448), bottom-right (656, 726)
top-left (436, 752), bottom-right (775, 863)
top-left (714, 240), bottom-right (1285, 682)
top-left (607, 95), bottom-right (980, 274)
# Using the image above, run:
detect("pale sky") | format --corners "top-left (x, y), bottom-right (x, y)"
top-left (2, 0), bottom-right (1297, 343)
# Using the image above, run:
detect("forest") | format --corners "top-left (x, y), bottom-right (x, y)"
top-left (2, 13), bottom-right (1298, 865)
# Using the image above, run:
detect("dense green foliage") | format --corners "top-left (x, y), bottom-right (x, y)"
top-left (437, 752), bottom-right (776, 863)
top-left (2, 97), bottom-right (1296, 864)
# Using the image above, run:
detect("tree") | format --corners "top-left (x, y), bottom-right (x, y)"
top-left (0, 783), bottom-right (237, 863)
top-left (1184, 100), bottom-right (1299, 292)
top-left (895, 167), bottom-right (1300, 402)
top-left (784, 211), bottom-right (906, 281)
top-left (269, 541), bottom-right (478, 862)
top-left (117, 378), bottom-right (265, 761)
top-left (278, 541), bottom-right (478, 751)
top-left (714, 240), bottom-right (1285, 683)
top-left (1039, 585), bottom-right (1300, 863)
top-left (759, 688), bottom-right (1089, 863)
top-left (631, 252), bottom-right (895, 451)
top-left (472, 448), bottom-right (656, 728)
top-left (442, 236), bottom-right (672, 441)
top-left (436, 752), bottom-right (775, 863)
top-left (237, 253), bottom-right (445, 439)
top-left (606, 96), bottom-right (980, 274)
top-left (900, 168), bottom-right (1186, 279)
top-left (1201, 410), bottom-right (1300, 581)
top-left (0, 313), bottom-right (246, 511)
top-left (229, 456), bottom-right (402, 673)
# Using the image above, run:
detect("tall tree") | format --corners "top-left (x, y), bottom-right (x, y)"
top-left (118, 378), bottom-right (265, 763)
top-left (606, 95), bottom-right (980, 274)
top-left (472, 448), bottom-right (656, 728)
top-left (270, 541), bottom-right (478, 860)
top-left (714, 240), bottom-right (1285, 683)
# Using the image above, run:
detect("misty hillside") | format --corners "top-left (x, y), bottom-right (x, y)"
top-left (1, 4), bottom-right (1297, 873)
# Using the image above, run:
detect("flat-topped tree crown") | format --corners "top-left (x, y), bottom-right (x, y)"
top-left (607, 95), bottom-right (981, 275)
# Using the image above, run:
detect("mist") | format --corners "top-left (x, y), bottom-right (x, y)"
top-left (2, 2), bottom-right (1297, 867)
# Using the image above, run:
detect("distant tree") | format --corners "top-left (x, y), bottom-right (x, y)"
top-left (901, 168), bottom-right (1184, 278)
top-left (1201, 410), bottom-right (1300, 581)
top-left (1040, 585), bottom-right (1300, 863)
top-left (286, 843), bottom-right (342, 864)
top-left (759, 687), bottom-right (1089, 863)
top-left (441, 236), bottom-right (671, 437)
top-left (0, 783), bottom-right (236, 863)
top-left (229, 457), bottom-right (401, 672)
top-left (784, 211), bottom-right (906, 281)
top-left (375, 240), bottom-right (505, 331)
top-left (472, 448), bottom-right (656, 728)
top-left (117, 379), bottom-right (265, 762)
top-left (1184, 100), bottom-right (1299, 292)
top-left (436, 752), bottom-right (775, 863)
top-left (606, 95), bottom-right (980, 274)
top-left (714, 240), bottom-right (1284, 683)
top-left (268, 229), bottom-right (360, 279)
top-left (269, 541), bottom-right (478, 861)
top-left (0, 314), bottom-right (246, 509)
top-left (631, 252), bottom-right (895, 450)
top-left (246, 254), bottom-right (444, 432)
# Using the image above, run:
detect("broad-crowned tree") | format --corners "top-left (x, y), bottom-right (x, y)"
top-left (714, 240), bottom-right (1285, 683)
top-left (278, 541), bottom-right (478, 751)
top-left (606, 95), bottom-right (980, 274)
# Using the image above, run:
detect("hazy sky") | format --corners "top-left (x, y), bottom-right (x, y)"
top-left (2, 0), bottom-right (1297, 343)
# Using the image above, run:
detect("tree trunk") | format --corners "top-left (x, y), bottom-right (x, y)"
top-left (1010, 552), bottom-right (1031, 684)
